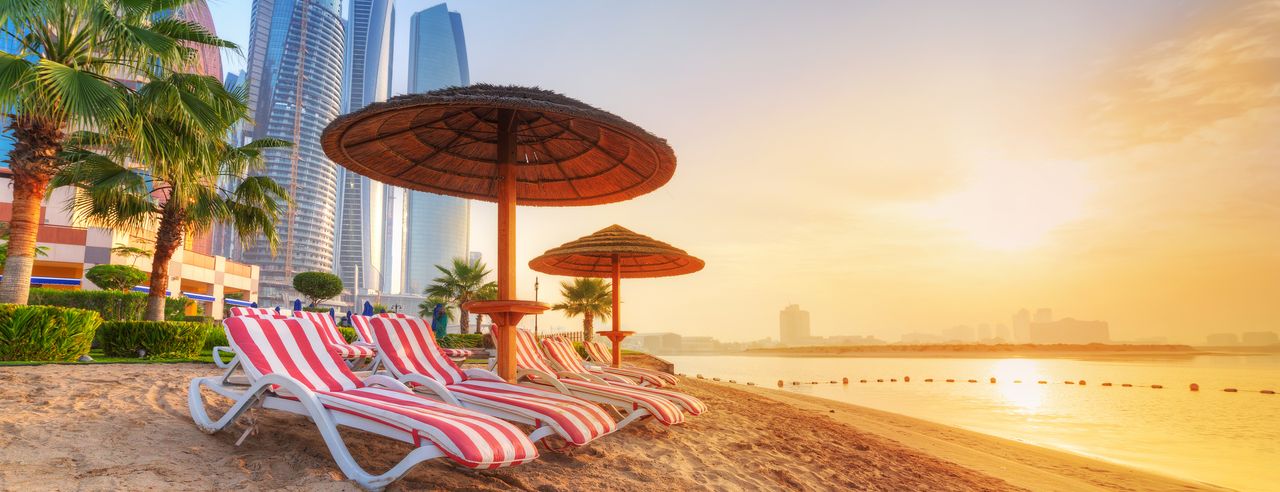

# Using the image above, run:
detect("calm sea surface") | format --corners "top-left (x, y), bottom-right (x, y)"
top-left (664, 354), bottom-right (1280, 491)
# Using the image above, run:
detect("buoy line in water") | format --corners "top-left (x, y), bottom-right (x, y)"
top-left (680, 374), bottom-right (1280, 394)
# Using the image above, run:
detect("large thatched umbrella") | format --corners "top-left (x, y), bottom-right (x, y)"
top-left (322, 85), bottom-right (676, 381)
top-left (529, 225), bottom-right (704, 367)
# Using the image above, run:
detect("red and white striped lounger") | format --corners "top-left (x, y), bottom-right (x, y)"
top-left (371, 312), bottom-right (473, 360)
top-left (582, 340), bottom-right (679, 387)
top-left (228, 306), bottom-right (278, 317)
top-left (507, 330), bottom-right (689, 426)
top-left (367, 316), bottom-right (617, 446)
top-left (542, 337), bottom-right (707, 417)
top-left (293, 310), bottom-right (378, 360)
top-left (188, 316), bottom-right (537, 490)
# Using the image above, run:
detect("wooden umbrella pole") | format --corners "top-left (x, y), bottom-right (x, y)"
top-left (611, 253), bottom-right (622, 367)
top-left (494, 108), bottom-right (518, 381)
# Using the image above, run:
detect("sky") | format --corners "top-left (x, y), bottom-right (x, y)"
top-left (209, 0), bottom-right (1280, 344)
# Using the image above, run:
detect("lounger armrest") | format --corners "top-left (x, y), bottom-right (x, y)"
top-left (556, 371), bottom-right (606, 384)
top-left (462, 368), bottom-right (504, 382)
top-left (363, 374), bottom-right (413, 393)
top-left (594, 372), bottom-right (635, 384)
top-left (395, 373), bottom-right (462, 406)
top-left (212, 346), bottom-right (236, 368)
top-left (517, 368), bottom-right (572, 394)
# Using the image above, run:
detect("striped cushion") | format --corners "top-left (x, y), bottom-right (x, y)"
top-left (374, 312), bottom-right (416, 319)
top-left (449, 380), bottom-right (615, 446)
top-left (556, 379), bottom-right (685, 425)
top-left (228, 307), bottom-right (278, 318)
top-left (594, 366), bottom-right (669, 387)
top-left (316, 387), bottom-right (537, 469)
top-left (543, 338), bottom-right (705, 416)
top-left (443, 348), bottom-right (472, 359)
top-left (224, 316), bottom-right (364, 392)
top-left (584, 340), bottom-right (613, 365)
top-left (350, 314), bottom-right (376, 344)
top-left (541, 337), bottom-right (591, 374)
top-left (514, 330), bottom-right (558, 375)
top-left (371, 316), bottom-right (466, 386)
top-left (584, 340), bottom-right (677, 386)
top-left (294, 310), bottom-right (376, 359)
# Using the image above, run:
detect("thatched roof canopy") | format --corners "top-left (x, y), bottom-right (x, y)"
top-left (529, 225), bottom-right (704, 278)
top-left (321, 84), bottom-right (676, 206)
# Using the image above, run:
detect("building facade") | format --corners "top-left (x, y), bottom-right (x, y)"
top-left (779, 304), bottom-right (811, 345)
top-left (239, 0), bottom-right (346, 305)
top-left (402, 3), bottom-right (471, 295)
top-left (335, 0), bottom-right (394, 302)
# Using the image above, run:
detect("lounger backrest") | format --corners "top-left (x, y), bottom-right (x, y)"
top-left (584, 340), bottom-right (613, 365)
top-left (228, 307), bottom-right (277, 317)
top-left (513, 329), bottom-right (557, 374)
top-left (350, 314), bottom-right (376, 344)
top-left (223, 316), bottom-right (364, 392)
top-left (541, 337), bottom-right (591, 374)
top-left (293, 310), bottom-right (346, 345)
top-left (374, 312), bottom-right (416, 319)
top-left (370, 316), bottom-right (466, 385)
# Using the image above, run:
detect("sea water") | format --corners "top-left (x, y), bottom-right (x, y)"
top-left (664, 354), bottom-right (1280, 491)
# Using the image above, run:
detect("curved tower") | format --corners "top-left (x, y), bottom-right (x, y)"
top-left (240, 0), bottom-right (345, 304)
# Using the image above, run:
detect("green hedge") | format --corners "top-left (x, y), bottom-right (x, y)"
top-left (337, 326), bottom-right (357, 343)
top-left (98, 321), bottom-right (208, 358)
top-left (441, 333), bottom-right (484, 348)
top-left (203, 324), bottom-right (228, 349)
top-left (0, 304), bottom-right (101, 361)
top-left (28, 288), bottom-right (191, 321)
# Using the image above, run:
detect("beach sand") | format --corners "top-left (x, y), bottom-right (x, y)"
top-left (0, 359), bottom-right (1220, 491)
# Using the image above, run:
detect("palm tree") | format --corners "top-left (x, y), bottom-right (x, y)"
top-left (53, 74), bottom-right (289, 321)
top-left (472, 282), bottom-right (497, 333)
top-left (423, 257), bottom-right (495, 334)
top-left (111, 243), bottom-right (153, 268)
top-left (0, 0), bottom-right (235, 304)
top-left (551, 278), bottom-right (612, 341)
top-left (417, 294), bottom-right (455, 321)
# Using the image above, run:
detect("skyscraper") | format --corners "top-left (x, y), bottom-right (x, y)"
top-left (779, 304), bottom-right (811, 345)
top-left (401, 3), bottom-right (471, 294)
top-left (240, 0), bottom-right (346, 304)
top-left (172, 1), bottom-right (223, 256)
top-left (0, 25), bottom-right (18, 167)
top-left (335, 0), bottom-right (394, 301)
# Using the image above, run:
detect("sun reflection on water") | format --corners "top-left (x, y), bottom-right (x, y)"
top-left (989, 359), bottom-right (1048, 413)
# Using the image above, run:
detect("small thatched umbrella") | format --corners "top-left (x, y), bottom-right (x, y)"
top-left (529, 225), bottom-right (704, 367)
top-left (322, 85), bottom-right (676, 381)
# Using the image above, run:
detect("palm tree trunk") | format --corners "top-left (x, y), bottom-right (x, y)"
top-left (583, 312), bottom-right (594, 342)
top-left (474, 313), bottom-right (482, 333)
top-left (459, 307), bottom-right (470, 334)
top-left (145, 205), bottom-right (186, 321)
top-left (0, 117), bottom-right (63, 304)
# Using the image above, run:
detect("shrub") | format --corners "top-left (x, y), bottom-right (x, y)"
top-left (203, 323), bottom-right (228, 349)
top-left (292, 272), bottom-right (343, 306)
top-left (28, 288), bottom-right (190, 322)
top-left (337, 326), bottom-right (357, 343)
top-left (98, 321), bottom-right (208, 358)
top-left (440, 333), bottom-right (484, 348)
top-left (84, 264), bottom-right (147, 291)
top-left (0, 305), bottom-right (101, 361)
top-left (301, 306), bottom-right (331, 313)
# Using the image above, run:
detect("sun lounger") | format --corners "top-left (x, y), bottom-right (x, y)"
top-left (503, 330), bottom-right (689, 425)
top-left (227, 306), bottom-right (277, 317)
top-left (188, 316), bottom-right (537, 490)
top-left (292, 310), bottom-right (377, 360)
top-left (542, 337), bottom-right (707, 416)
top-left (370, 313), bottom-right (473, 360)
top-left (582, 340), bottom-right (679, 387)
top-left (367, 316), bottom-right (617, 446)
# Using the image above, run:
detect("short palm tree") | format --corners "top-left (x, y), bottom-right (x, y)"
top-left (0, 0), bottom-right (234, 304)
top-left (423, 257), bottom-right (495, 334)
top-left (552, 278), bottom-right (612, 341)
top-left (418, 294), bottom-right (455, 321)
top-left (53, 74), bottom-right (289, 321)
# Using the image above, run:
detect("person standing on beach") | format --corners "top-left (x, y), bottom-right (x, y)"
top-left (431, 303), bottom-right (449, 340)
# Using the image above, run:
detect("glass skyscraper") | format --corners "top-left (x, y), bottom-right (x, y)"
top-left (0, 25), bottom-right (17, 168)
top-left (240, 0), bottom-right (346, 304)
top-left (402, 3), bottom-right (471, 295)
top-left (336, 0), bottom-right (394, 301)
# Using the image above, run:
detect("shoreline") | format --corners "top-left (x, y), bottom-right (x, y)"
top-left (725, 381), bottom-right (1229, 492)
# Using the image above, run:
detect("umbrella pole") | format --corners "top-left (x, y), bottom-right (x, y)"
top-left (611, 254), bottom-right (622, 367)
top-left (494, 109), bottom-right (518, 382)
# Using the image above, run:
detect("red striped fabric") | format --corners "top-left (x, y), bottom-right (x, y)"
top-left (513, 330), bottom-right (558, 375)
top-left (583, 341), bottom-right (678, 386)
top-left (374, 312), bottom-right (416, 319)
top-left (350, 314), bottom-right (376, 344)
top-left (228, 307), bottom-right (278, 318)
top-left (596, 366), bottom-right (669, 387)
top-left (443, 348), bottom-right (472, 359)
top-left (371, 318), bottom-right (615, 446)
top-left (584, 340), bottom-right (614, 365)
top-left (558, 379), bottom-right (685, 425)
top-left (543, 338), bottom-right (707, 416)
top-left (222, 316), bottom-right (537, 469)
top-left (370, 317), bottom-right (466, 385)
top-left (293, 310), bottom-right (376, 359)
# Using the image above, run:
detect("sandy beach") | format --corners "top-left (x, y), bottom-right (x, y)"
top-left (0, 359), bottom-right (1222, 491)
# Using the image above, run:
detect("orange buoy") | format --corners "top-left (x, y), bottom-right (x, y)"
top-left (904, 376), bottom-right (910, 382)
top-left (747, 382), bottom-right (756, 386)
top-left (829, 380), bottom-right (837, 384)
top-left (1038, 380), bottom-right (1048, 384)
top-left (1224, 388), bottom-right (1238, 393)
top-left (946, 379), bottom-right (955, 383)
top-left (890, 378), bottom-right (897, 382)
top-left (1262, 390), bottom-right (1275, 394)
top-left (1064, 380), bottom-right (1075, 385)
top-left (712, 377), bottom-right (720, 381)
top-left (1152, 384), bottom-right (1163, 389)
top-left (1102, 382), bottom-right (1112, 386)
top-left (842, 377), bottom-right (849, 384)
top-left (1078, 380), bottom-right (1086, 386)
top-left (860, 379), bottom-right (868, 383)
top-left (1122, 383), bottom-right (1133, 387)
top-left (876, 379), bottom-right (884, 383)
top-left (1189, 383), bottom-right (1199, 391)
top-left (792, 381), bottom-right (801, 386)
top-left (924, 378), bottom-right (934, 382)
top-left (989, 377), bottom-right (997, 384)
top-left (777, 380), bottom-right (784, 387)
top-left (967, 379), bottom-right (977, 383)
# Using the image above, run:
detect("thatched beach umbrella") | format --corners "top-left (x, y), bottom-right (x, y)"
top-left (322, 85), bottom-right (676, 381)
top-left (529, 225), bottom-right (704, 367)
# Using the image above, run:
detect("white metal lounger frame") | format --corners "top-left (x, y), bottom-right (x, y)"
top-left (189, 368), bottom-right (449, 491)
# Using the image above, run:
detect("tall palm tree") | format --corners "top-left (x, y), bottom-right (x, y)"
top-left (53, 74), bottom-right (289, 321)
top-left (0, 0), bottom-right (235, 304)
top-left (551, 277), bottom-right (612, 341)
top-left (423, 257), bottom-right (495, 334)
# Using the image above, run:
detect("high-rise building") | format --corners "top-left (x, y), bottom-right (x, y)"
top-left (0, 25), bottom-right (18, 166)
top-left (401, 3), bottom-right (471, 294)
top-left (335, 0), bottom-right (395, 302)
top-left (779, 304), bottom-right (811, 345)
top-left (1012, 308), bottom-right (1031, 342)
top-left (173, 1), bottom-right (223, 256)
top-left (1034, 308), bottom-right (1053, 323)
top-left (239, 0), bottom-right (346, 305)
